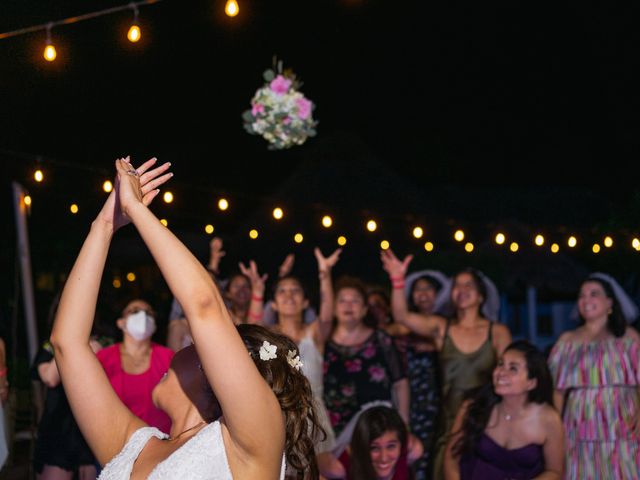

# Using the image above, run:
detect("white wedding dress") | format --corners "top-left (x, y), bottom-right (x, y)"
top-left (98, 421), bottom-right (286, 479)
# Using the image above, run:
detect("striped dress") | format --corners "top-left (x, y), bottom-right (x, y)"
top-left (548, 337), bottom-right (640, 479)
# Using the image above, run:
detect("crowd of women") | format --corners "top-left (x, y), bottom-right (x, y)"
top-left (11, 157), bottom-right (640, 479)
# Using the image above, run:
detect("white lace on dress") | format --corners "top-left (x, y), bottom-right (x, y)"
top-left (98, 421), bottom-right (286, 479)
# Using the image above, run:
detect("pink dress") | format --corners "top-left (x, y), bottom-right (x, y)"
top-left (97, 343), bottom-right (174, 434)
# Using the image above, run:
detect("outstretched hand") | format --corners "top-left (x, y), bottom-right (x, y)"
top-left (380, 248), bottom-right (413, 278)
top-left (98, 156), bottom-right (172, 231)
top-left (278, 253), bottom-right (295, 278)
top-left (314, 247), bottom-right (342, 272)
top-left (239, 260), bottom-right (268, 293)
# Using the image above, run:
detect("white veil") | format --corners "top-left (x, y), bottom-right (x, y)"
top-left (570, 272), bottom-right (639, 323)
top-left (404, 269), bottom-right (451, 315)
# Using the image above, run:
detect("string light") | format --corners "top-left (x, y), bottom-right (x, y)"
top-left (69, 204), bottom-right (79, 214)
top-left (249, 229), bottom-right (258, 239)
top-left (43, 24), bottom-right (56, 62)
top-left (163, 191), bottom-right (174, 203)
top-left (495, 233), bottom-right (505, 245)
top-left (218, 198), bottom-right (229, 211)
top-left (424, 241), bottom-right (434, 252)
top-left (454, 229), bottom-right (464, 242)
top-left (127, 4), bottom-right (141, 43)
top-left (592, 243), bottom-right (601, 254)
top-left (126, 272), bottom-right (136, 282)
top-left (34, 170), bottom-right (44, 182)
top-left (510, 242), bottom-right (519, 252)
top-left (550, 243), bottom-right (559, 253)
top-left (603, 236), bottom-right (613, 248)
top-left (204, 224), bottom-right (214, 234)
top-left (24, 195), bottom-right (32, 206)
top-left (567, 236), bottom-right (577, 248)
top-left (366, 220), bottom-right (377, 232)
top-left (633, 238), bottom-right (640, 250)
top-left (294, 233), bottom-right (303, 243)
top-left (273, 207), bottom-right (283, 220)
top-left (103, 180), bottom-right (113, 193)
top-left (380, 240), bottom-right (390, 250)
top-left (337, 235), bottom-right (347, 246)
top-left (534, 234), bottom-right (545, 246)
top-left (225, 0), bottom-right (239, 17)
top-left (412, 226), bottom-right (423, 239)
top-left (322, 215), bottom-right (333, 228)
top-left (160, 218), bottom-right (168, 226)
top-left (464, 242), bottom-right (474, 253)
top-left (113, 277), bottom-right (122, 288)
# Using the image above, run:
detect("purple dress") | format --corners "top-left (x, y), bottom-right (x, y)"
top-left (459, 433), bottom-right (544, 480)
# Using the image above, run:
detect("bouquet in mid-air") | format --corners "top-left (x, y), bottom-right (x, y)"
top-left (242, 58), bottom-right (318, 150)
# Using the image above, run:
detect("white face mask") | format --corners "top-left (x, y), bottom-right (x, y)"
top-left (125, 310), bottom-right (156, 341)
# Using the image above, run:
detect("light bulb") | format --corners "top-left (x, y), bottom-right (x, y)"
top-left (44, 44), bottom-right (56, 62)
top-left (225, 0), bottom-right (239, 17)
top-left (127, 24), bottom-right (141, 42)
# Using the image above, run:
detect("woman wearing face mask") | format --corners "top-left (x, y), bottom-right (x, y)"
top-left (96, 298), bottom-right (175, 433)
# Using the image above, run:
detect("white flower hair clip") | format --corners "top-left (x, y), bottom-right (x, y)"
top-left (287, 350), bottom-right (303, 371)
top-left (259, 341), bottom-right (278, 361)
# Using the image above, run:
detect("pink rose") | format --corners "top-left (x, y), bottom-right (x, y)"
top-left (270, 75), bottom-right (292, 94)
top-left (296, 97), bottom-right (312, 120)
top-left (345, 359), bottom-right (362, 373)
top-left (362, 343), bottom-right (376, 359)
top-left (282, 116), bottom-right (291, 125)
top-left (251, 103), bottom-right (265, 116)
top-left (368, 365), bottom-right (386, 382)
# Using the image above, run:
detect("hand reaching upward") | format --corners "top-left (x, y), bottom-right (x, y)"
top-left (380, 248), bottom-right (413, 279)
top-left (99, 156), bottom-right (172, 231)
top-left (314, 247), bottom-right (342, 273)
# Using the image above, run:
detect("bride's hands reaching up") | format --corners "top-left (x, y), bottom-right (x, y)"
top-left (97, 156), bottom-right (172, 230)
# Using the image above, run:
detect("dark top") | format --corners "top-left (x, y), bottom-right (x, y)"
top-left (31, 342), bottom-right (96, 472)
top-left (323, 329), bottom-right (406, 437)
top-left (459, 433), bottom-right (544, 480)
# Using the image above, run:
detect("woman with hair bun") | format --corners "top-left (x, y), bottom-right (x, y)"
top-left (50, 157), bottom-right (322, 479)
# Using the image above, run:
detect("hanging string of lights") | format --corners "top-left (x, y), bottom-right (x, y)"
top-left (0, 0), bottom-right (241, 61)
top-left (11, 153), bottom-right (640, 257)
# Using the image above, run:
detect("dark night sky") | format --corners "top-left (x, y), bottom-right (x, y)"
top-left (3, 0), bottom-right (640, 330)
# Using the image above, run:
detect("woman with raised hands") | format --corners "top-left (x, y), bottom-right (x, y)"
top-left (380, 249), bottom-right (511, 480)
top-left (50, 157), bottom-right (321, 479)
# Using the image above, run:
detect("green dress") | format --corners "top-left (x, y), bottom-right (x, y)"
top-left (432, 320), bottom-right (497, 479)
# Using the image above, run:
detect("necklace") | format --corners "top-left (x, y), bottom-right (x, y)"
top-left (168, 421), bottom-right (206, 441)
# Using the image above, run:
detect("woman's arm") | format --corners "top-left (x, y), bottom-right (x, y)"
top-left (492, 323), bottom-right (512, 356)
top-left (314, 247), bottom-right (341, 345)
top-left (380, 249), bottom-right (444, 338)
top-left (443, 401), bottom-right (469, 480)
top-left (552, 389), bottom-right (565, 415)
top-left (533, 408), bottom-right (565, 480)
top-left (50, 157), bottom-right (171, 465)
top-left (392, 378), bottom-right (410, 425)
top-left (116, 159), bottom-right (284, 465)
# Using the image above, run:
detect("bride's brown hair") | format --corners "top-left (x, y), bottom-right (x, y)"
top-left (238, 323), bottom-right (323, 479)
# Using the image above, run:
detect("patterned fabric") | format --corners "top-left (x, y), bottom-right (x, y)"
top-left (406, 346), bottom-right (439, 480)
top-left (548, 337), bottom-right (640, 479)
top-left (323, 329), bottom-right (406, 438)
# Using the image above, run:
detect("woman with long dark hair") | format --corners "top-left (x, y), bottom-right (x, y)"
top-left (444, 340), bottom-right (564, 479)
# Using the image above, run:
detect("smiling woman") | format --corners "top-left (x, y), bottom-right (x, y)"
top-left (443, 340), bottom-right (564, 480)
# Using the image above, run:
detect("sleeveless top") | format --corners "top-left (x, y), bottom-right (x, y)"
top-left (432, 321), bottom-right (497, 480)
top-left (298, 330), bottom-right (336, 454)
top-left (98, 421), bottom-right (286, 480)
top-left (459, 433), bottom-right (544, 480)
top-left (439, 320), bottom-right (497, 421)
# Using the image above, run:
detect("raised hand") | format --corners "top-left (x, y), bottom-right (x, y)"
top-left (314, 247), bottom-right (342, 273)
top-left (239, 260), bottom-right (268, 295)
top-left (278, 253), bottom-right (295, 278)
top-left (98, 156), bottom-right (172, 231)
top-left (380, 248), bottom-right (413, 279)
top-left (208, 237), bottom-right (226, 273)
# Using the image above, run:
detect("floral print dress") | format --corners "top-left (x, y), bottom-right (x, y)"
top-left (323, 329), bottom-right (406, 438)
